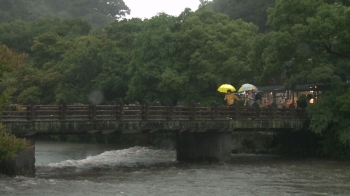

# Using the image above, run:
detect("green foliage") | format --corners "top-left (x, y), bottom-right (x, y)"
top-left (126, 13), bottom-right (178, 103)
top-left (0, 127), bottom-right (31, 160)
top-left (1, 0), bottom-right (350, 159)
top-left (0, 44), bottom-right (26, 76)
top-left (265, 0), bottom-right (350, 88)
top-left (0, 45), bottom-right (30, 160)
top-left (55, 34), bottom-right (129, 103)
top-left (209, 0), bottom-right (275, 32)
top-left (0, 0), bottom-right (130, 28)
top-left (0, 44), bottom-right (27, 103)
top-left (260, 0), bottom-right (350, 158)
top-left (307, 91), bottom-right (350, 159)
top-left (0, 18), bottom-right (91, 54)
top-left (127, 7), bottom-right (258, 105)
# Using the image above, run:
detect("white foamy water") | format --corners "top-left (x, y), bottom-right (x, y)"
top-left (47, 146), bottom-right (176, 169)
top-left (2, 141), bottom-right (350, 196)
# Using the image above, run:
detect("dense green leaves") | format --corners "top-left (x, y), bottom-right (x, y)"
top-left (209, 0), bottom-right (275, 32)
top-left (262, 0), bottom-right (350, 88)
top-left (127, 7), bottom-right (258, 105)
top-left (0, 45), bottom-right (30, 161)
top-left (1, 0), bottom-right (350, 158)
top-left (265, 0), bottom-right (350, 158)
top-left (0, 0), bottom-right (130, 28)
top-left (126, 13), bottom-right (178, 103)
top-left (0, 127), bottom-right (30, 160)
top-left (56, 36), bottom-right (126, 102)
top-left (0, 18), bottom-right (91, 54)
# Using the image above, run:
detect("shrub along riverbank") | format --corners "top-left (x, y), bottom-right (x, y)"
top-left (0, 126), bottom-right (31, 161)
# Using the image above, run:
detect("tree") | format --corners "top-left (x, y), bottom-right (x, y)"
top-left (0, 45), bottom-right (27, 105)
top-left (2, 19), bottom-right (92, 104)
top-left (0, 18), bottom-right (91, 54)
top-left (208, 0), bottom-right (275, 32)
top-left (0, 0), bottom-right (131, 28)
top-left (126, 13), bottom-right (178, 103)
top-left (52, 33), bottom-right (130, 104)
top-left (0, 45), bottom-right (26, 77)
top-left (172, 7), bottom-right (258, 104)
top-left (265, 0), bottom-right (350, 87)
top-left (126, 7), bottom-right (258, 105)
top-left (0, 44), bottom-right (30, 160)
top-left (265, 0), bottom-right (350, 158)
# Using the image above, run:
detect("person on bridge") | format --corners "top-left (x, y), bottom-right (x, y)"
top-left (265, 98), bottom-right (271, 108)
top-left (244, 90), bottom-right (255, 107)
top-left (224, 90), bottom-right (240, 106)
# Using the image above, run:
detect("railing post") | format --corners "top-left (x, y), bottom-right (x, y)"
top-left (290, 106), bottom-right (295, 118)
top-left (166, 99), bottom-right (173, 121)
top-left (283, 107), bottom-right (287, 118)
top-left (89, 103), bottom-right (96, 120)
top-left (59, 99), bottom-right (67, 120)
top-left (254, 104), bottom-right (260, 118)
top-left (273, 105), bottom-right (277, 118)
top-left (190, 101), bottom-right (196, 120)
top-left (235, 104), bottom-right (240, 119)
top-left (116, 98), bottom-right (123, 120)
top-left (27, 98), bottom-right (35, 121)
top-left (212, 101), bottom-right (218, 119)
top-left (142, 99), bottom-right (149, 120)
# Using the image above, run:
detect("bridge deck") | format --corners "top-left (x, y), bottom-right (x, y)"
top-left (1, 103), bottom-right (309, 136)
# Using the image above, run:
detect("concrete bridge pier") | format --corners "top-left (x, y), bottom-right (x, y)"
top-left (0, 137), bottom-right (36, 177)
top-left (176, 131), bottom-right (232, 162)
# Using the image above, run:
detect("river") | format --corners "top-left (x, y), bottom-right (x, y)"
top-left (1, 141), bottom-right (350, 196)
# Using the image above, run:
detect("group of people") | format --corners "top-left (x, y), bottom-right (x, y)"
top-left (224, 89), bottom-right (256, 107)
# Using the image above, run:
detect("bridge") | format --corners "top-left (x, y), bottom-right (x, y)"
top-left (1, 99), bottom-right (309, 162)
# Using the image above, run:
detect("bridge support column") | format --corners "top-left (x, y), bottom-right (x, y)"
top-left (0, 137), bottom-right (35, 177)
top-left (176, 131), bottom-right (232, 162)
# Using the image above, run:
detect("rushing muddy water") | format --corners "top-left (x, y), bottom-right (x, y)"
top-left (1, 141), bottom-right (350, 196)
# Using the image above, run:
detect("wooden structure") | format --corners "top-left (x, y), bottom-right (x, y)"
top-left (1, 99), bottom-right (309, 136)
top-left (0, 99), bottom-right (310, 162)
top-left (257, 83), bottom-right (325, 108)
top-left (2, 99), bottom-right (307, 122)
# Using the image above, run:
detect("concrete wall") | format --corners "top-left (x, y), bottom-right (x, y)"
top-left (0, 137), bottom-right (35, 177)
top-left (176, 131), bottom-right (232, 162)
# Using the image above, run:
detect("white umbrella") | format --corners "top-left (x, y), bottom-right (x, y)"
top-left (238, 83), bottom-right (258, 92)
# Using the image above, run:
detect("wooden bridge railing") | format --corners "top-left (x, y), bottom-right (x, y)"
top-left (1, 99), bottom-right (308, 121)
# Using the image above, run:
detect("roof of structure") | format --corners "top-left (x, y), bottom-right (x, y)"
top-left (257, 83), bottom-right (327, 92)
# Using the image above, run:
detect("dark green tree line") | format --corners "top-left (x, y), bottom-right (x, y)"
top-left (126, 7), bottom-right (258, 105)
top-left (0, 45), bottom-right (30, 160)
top-left (0, 0), bottom-right (130, 28)
top-left (0, 0), bottom-right (349, 158)
top-left (264, 0), bottom-right (350, 158)
top-left (208, 0), bottom-right (275, 32)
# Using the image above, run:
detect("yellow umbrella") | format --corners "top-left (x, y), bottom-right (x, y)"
top-left (217, 84), bottom-right (236, 93)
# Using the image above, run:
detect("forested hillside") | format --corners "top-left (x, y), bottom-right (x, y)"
top-left (208, 0), bottom-right (275, 32)
top-left (0, 0), bottom-right (130, 27)
top-left (0, 0), bottom-right (350, 158)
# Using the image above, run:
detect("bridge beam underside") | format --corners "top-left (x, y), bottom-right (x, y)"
top-left (176, 131), bottom-right (232, 162)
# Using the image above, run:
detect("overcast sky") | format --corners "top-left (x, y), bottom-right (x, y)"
top-left (123, 0), bottom-right (202, 19)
